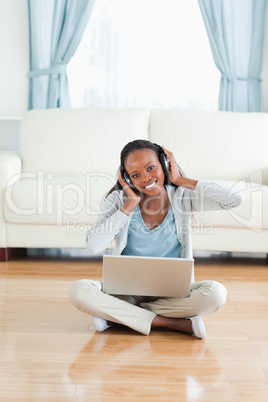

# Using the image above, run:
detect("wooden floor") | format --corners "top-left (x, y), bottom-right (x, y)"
top-left (0, 252), bottom-right (268, 401)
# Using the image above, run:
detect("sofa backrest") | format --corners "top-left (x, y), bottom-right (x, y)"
top-left (150, 110), bottom-right (268, 185)
top-left (20, 108), bottom-right (268, 186)
top-left (20, 108), bottom-right (150, 177)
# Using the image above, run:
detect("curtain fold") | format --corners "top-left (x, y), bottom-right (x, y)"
top-left (198, 0), bottom-right (267, 112)
top-left (28, 0), bottom-right (96, 109)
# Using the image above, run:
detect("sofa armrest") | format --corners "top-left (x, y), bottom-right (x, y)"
top-left (0, 153), bottom-right (22, 247)
top-left (0, 153), bottom-right (22, 188)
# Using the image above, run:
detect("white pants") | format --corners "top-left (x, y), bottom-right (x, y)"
top-left (68, 279), bottom-right (227, 335)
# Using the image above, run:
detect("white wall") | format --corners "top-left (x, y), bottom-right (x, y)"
top-left (0, 0), bottom-right (29, 117)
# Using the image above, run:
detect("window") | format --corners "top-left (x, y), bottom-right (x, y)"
top-left (67, 0), bottom-right (220, 110)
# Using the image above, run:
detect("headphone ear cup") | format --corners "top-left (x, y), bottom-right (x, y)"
top-left (121, 168), bottom-right (136, 190)
top-left (124, 172), bottom-right (131, 185)
top-left (159, 153), bottom-right (171, 184)
top-left (159, 153), bottom-right (168, 174)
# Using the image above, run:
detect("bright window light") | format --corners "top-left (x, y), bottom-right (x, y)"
top-left (67, 0), bottom-right (220, 110)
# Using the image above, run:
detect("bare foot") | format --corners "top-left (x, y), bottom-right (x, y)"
top-left (151, 315), bottom-right (193, 335)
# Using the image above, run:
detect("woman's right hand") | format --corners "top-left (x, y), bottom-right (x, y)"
top-left (118, 169), bottom-right (141, 215)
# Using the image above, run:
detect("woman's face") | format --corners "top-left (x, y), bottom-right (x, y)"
top-left (124, 149), bottom-right (165, 196)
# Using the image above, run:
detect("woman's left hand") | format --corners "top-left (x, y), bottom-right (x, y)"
top-left (162, 146), bottom-right (182, 185)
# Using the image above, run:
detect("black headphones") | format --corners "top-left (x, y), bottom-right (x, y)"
top-left (120, 144), bottom-right (171, 190)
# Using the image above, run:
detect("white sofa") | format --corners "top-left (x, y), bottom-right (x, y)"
top-left (0, 108), bottom-right (267, 261)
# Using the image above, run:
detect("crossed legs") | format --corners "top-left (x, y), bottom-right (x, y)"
top-left (68, 279), bottom-right (227, 336)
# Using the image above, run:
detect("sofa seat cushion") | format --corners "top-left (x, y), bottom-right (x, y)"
top-left (4, 175), bottom-right (115, 225)
top-left (193, 180), bottom-right (268, 232)
top-left (4, 177), bottom-right (267, 231)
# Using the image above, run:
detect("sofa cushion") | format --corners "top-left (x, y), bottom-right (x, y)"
top-left (149, 110), bottom-right (268, 185)
top-left (192, 180), bottom-right (268, 232)
top-left (4, 175), bottom-right (115, 226)
top-left (20, 108), bottom-right (150, 177)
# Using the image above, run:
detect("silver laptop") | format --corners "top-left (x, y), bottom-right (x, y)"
top-left (102, 255), bottom-right (194, 297)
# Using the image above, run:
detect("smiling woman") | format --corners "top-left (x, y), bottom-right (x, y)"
top-left (67, 139), bottom-right (244, 338)
top-left (67, 0), bottom-right (220, 110)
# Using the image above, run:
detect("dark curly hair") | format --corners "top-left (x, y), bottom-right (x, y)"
top-left (106, 139), bottom-right (185, 198)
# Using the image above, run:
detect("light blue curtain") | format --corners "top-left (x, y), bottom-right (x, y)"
top-left (198, 0), bottom-right (267, 112)
top-left (28, 0), bottom-right (96, 109)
